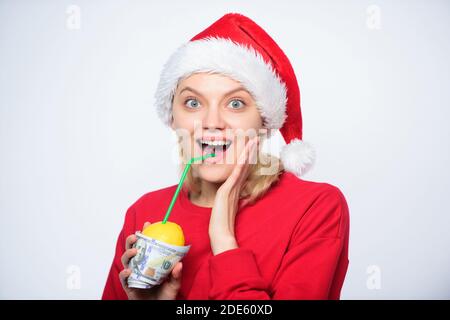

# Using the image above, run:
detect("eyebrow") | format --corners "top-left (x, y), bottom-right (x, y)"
top-left (179, 86), bottom-right (248, 98)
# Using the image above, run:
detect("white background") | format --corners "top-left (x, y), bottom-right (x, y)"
top-left (1, 0), bottom-right (449, 299)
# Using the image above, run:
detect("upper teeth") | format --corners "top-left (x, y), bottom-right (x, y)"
top-left (200, 139), bottom-right (231, 146)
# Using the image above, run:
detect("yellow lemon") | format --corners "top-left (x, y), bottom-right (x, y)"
top-left (142, 221), bottom-right (185, 246)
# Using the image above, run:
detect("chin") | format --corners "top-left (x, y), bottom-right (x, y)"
top-left (195, 164), bottom-right (233, 183)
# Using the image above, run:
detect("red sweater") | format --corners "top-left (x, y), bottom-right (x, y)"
top-left (102, 171), bottom-right (350, 300)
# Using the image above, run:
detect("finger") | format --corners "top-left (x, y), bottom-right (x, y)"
top-left (167, 262), bottom-right (183, 289)
top-left (248, 136), bottom-right (259, 165)
top-left (156, 262), bottom-right (183, 300)
top-left (237, 138), bottom-right (251, 165)
top-left (121, 248), bottom-right (137, 269)
top-left (221, 137), bottom-right (258, 191)
top-left (125, 234), bottom-right (137, 250)
top-left (235, 137), bottom-right (257, 176)
top-left (223, 146), bottom-right (251, 188)
top-left (242, 136), bottom-right (258, 163)
top-left (236, 138), bottom-right (258, 184)
top-left (119, 268), bottom-right (131, 289)
top-left (142, 221), bottom-right (151, 230)
top-left (171, 262), bottom-right (183, 280)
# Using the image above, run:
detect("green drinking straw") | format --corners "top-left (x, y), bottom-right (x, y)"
top-left (162, 153), bottom-right (216, 224)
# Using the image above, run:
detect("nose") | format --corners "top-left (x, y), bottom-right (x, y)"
top-left (203, 105), bottom-right (225, 130)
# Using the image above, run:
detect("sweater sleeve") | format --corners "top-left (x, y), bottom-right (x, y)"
top-left (101, 205), bottom-right (137, 300)
top-left (208, 185), bottom-right (350, 300)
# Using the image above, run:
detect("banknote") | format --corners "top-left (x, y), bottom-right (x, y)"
top-left (127, 279), bottom-right (151, 289)
top-left (127, 232), bottom-right (191, 289)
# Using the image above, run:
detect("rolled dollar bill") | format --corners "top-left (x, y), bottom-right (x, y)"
top-left (127, 279), bottom-right (150, 289)
top-left (127, 232), bottom-right (190, 289)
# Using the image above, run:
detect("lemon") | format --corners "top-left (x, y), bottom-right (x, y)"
top-left (142, 221), bottom-right (185, 246)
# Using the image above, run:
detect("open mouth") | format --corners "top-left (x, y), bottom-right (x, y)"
top-left (196, 139), bottom-right (232, 154)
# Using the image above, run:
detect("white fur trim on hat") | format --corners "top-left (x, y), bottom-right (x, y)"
top-left (280, 139), bottom-right (315, 177)
top-left (154, 36), bottom-right (288, 130)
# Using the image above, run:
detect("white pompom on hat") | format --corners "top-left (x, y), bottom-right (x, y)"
top-left (154, 13), bottom-right (315, 177)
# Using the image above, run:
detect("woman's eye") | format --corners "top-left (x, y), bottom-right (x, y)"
top-left (184, 98), bottom-right (201, 109)
top-left (228, 99), bottom-right (245, 109)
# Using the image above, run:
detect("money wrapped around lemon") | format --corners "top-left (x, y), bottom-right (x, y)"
top-left (142, 221), bottom-right (185, 246)
top-left (127, 220), bottom-right (189, 289)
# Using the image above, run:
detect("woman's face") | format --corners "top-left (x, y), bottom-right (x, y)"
top-left (171, 73), bottom-right (263, 183)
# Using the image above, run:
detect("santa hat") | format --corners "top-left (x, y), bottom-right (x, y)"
top-left (154, 13), bottom-right (315, 177)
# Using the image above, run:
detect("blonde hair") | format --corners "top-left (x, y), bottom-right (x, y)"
top-left (178, 136), bottom-right (284, 207)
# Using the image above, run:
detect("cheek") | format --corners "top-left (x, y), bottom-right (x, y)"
top-left (172, 105), bottom-right (189, 127)
top-left (225, 110), bottom-right (263, 129)
top-left (172, 106), bottom-right (200, 135)
top-left (173, 111), bottom-right (206, 135)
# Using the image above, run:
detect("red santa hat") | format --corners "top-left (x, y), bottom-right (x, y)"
top-left (154, 13), bottom-right (315, 177)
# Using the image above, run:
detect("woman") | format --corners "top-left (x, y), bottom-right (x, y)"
top-left (102, 13), bottom-right (349, 300)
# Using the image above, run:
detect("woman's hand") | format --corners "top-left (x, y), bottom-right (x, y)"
top-left (209, 136), bottom-right (259, 255)
top-left (119, 222), bottom-right (183, 300)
